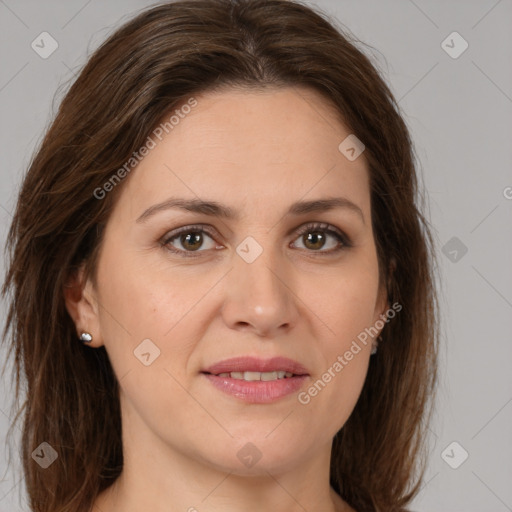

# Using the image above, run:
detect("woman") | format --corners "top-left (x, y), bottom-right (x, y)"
top-left (1, 0), bottom-right (439, 511)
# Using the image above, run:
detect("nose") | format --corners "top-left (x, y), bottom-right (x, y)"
top-left (221, 246), bottom-right (299, 338)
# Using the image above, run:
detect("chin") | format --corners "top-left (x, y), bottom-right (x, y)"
top-left (192, 435), bottom-right (312, 476)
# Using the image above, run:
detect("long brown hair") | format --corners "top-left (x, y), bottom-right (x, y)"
top-left (1, 1), bottom-right (439, 510)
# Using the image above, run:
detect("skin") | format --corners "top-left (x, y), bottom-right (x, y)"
top-left (65, 86), bottom-right (388, 512)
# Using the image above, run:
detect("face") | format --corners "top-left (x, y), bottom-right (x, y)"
top-left (68, 86), bottom-right (388, 476)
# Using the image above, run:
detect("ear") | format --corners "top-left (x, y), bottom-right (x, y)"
top-left (63, 265), bottom-right (104, 347)
top-left (373, 282), bottom-right (389, 329)
top-left (372, 256), bottom-right (397, 333)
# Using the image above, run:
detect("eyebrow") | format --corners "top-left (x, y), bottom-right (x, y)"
top-left (136, 196), bottom-right (365, 224)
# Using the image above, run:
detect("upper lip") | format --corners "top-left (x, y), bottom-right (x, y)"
top-left (202, 356), bottom-right (310, 376)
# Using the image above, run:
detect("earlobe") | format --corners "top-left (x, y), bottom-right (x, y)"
top-left (62, 266), bottom-right (103, 347)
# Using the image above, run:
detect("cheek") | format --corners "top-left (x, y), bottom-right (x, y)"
top-left (299, 255), bottom-right (378, 421)
top-left (306, 253), bottom-right (380, 348)
top-left (302, 314), bottom-right (372, 436)
top-left (94, 243), bottom-right (219, 383)
top-left (93, 249), bottom-right (207, 433)
top-left (96, 240), bottom-right (196, 336)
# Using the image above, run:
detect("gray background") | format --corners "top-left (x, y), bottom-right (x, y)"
top-left (1, 0), bottom-right (511, 511)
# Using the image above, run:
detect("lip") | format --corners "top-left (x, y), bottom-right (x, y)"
top-left (201, 356), bottom-right (310, 404)
top-left (203, 374), bottom-right (308, 403)
top-left (202, 356), bottom-right (310, 376)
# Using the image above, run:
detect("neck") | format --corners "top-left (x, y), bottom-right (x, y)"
top-left (100, 449), bottom-right (345, 512)
top-left (93, 396), bottom-right (349, 512)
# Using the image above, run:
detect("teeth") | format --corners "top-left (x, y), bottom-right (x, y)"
top-left (217, 371), bottom-right (294, 381)
top-left (243, 371), bottom-right (261, 381)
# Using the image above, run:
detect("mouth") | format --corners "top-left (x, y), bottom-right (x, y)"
top-left (205, 370), bottom-right (297, 381)
top-left (202, 355), bottom-right (309, 376)
top-left (201, 356), bottom-right (310, 403)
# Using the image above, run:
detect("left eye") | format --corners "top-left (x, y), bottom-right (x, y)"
top-left (161, 222), bottom-right (350, 258)
top-left (162, 227), bottom-right (219, 255)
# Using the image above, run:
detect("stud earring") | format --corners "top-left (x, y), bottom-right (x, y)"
top-left (80, 332), bottom-right (93, 343)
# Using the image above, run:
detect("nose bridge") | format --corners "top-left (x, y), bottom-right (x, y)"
top-left (236, 234), bottom-right (286, 308)
top-left (223, 232), bottom-right (296, 335)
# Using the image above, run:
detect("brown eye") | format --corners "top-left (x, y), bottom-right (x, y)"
top-left (161, 222), bottom-right (351, 259)
top-left (176, 231), bottom-right (204, 251)
top-left (162, 225), bottom-right (219, 257)
top-left (291, 223), bottom-right (350, 254)
top-left (301, 231), bottom-right (328, 251)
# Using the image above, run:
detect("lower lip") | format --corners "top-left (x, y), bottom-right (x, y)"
top-left (202, 373), bottom-right (308, 403)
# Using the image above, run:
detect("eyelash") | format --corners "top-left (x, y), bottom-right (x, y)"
top-left (160, 222), bottom-right (352, 259)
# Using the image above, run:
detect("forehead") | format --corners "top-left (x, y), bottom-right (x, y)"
top-left (114, 86), bottom-right (371, 221)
